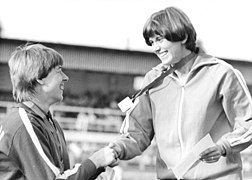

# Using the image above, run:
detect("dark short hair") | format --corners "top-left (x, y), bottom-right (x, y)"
top-left (143, 6), bottom-right (198, 53)
top-left (8, 43), bottom-right (63, 102)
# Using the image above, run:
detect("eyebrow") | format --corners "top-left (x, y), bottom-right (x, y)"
top-left (55, 66), bottom-right (62, 71)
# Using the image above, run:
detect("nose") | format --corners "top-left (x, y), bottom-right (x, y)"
top-left (152, 43), bottom-right (161, 54)
top-left (62, 72), bottom-right (69, 82)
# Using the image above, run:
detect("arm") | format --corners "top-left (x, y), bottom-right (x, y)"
top-left (200, 68), bottom-right (252, 162)
top-left (110, 91), bottom-right (155, 160)
top-left (13, 123), bottom-right (116, 180)
top-left (56, 146), bottom-right (117, 180)
top-left (110, 71), bottom-right (158, 160)
top-left (219, 69), bottom-right (252, 153)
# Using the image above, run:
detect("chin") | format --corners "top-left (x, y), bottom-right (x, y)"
top-left (58, 96), bottom-right (64, 102)
top-left (161, 58), bottom-right (170, 65)
top-left (162, 61), bottom-right (171, 66)
top-left (51, 96), bottom-right (63, 105)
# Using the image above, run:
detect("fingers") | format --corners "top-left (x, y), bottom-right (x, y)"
top-left (90, 146), bottom-right (119, 168)
top-left (106, 144), bottom-right (120, 167)
top-left (105, 146), bottom-right (119, 165)
top-left (109, 157), bottom-right (120, 167)
top-left (105, 146), bottom-right (118, 159)
top-left (108, 142), bottom-right (121, 158)
top-left (112, 148), bottom-right (118, 160)
top-left (105, 145), bottom-right (118, 158)
top-left (199, 145), bottom-right (222, 163)
top-left (200, 155), bottom-right (220, 163)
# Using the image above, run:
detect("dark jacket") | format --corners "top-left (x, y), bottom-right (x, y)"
top-left (0, 102), bottom-right (104, 180)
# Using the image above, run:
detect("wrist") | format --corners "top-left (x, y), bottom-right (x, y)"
top-left (88, 156), bottom-right (100, 168)
top-left (216, 139), bottom-right (229, 156)
top-left (216, 144), bottom-right (226, 156)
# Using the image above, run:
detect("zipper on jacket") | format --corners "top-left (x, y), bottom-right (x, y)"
top-left (171, 73), bottom-right (190, 158)
top-left (178, 85), bottom-right (185, 159)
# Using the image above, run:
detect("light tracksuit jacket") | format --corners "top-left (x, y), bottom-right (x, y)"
top-left (113, 51), bottom-right (252, 179)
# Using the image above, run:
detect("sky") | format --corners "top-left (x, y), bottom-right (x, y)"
top-left (0, 0), bottom-right (252, 61)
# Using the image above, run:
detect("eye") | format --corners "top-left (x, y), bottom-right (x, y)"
top-left (156, 36), bottom-right (164, 42)
top-left (149, 36), bottom-right (163, 46)
top-left (56, 66), bottom-right (63, 73)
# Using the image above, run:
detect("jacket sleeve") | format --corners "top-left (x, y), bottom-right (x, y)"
top-left (217, 67), bottom-right (252, 155)
top-left (112, 71), bottom-right (156, 160)
top-left (56, 160), bottom-right (104, 180)
top-left (12, 124), bottom-right (104, 180)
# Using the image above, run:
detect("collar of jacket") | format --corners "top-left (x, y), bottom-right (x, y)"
top-left (152, 51), bottom-right (219, 74)
top-left (21, 101), bottom-right (50, 123)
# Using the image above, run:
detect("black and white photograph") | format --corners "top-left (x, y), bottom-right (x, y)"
top-left (0, 0), bottom-right (252, 179)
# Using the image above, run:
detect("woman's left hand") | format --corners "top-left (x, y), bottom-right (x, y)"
top-left (199, 144), bottom-right (222, 163)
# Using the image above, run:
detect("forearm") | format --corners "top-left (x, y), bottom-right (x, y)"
top-left (217, 126), bottom-right (252, 156)
top-left (220, 69), bottom-right (252, 155)
top-left (110, 133), bottom-right (144, 160)
top-left (56, 159), bottom-right (104, 180)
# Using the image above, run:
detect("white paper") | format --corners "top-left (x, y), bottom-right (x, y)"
top-left (172, 134), bottom-right (215, 179)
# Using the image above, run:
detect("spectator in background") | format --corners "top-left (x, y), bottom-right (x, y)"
top-left (0, 44), bottom-right (117, 180)
top-left (109, 6), bottom-right (252, 180)
top-left (76, 112), bottom-right (90, 132)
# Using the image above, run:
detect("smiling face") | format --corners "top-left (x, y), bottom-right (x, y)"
top-left (40, 65), bottom-right (69, 105)
top-left (149, 35), bottom-right (186, 66)
top-left (143, 7), bottom-right (198, 64)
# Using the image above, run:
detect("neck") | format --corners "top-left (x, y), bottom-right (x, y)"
top-left (29, 96), bottom-right (50, 113)
top-left (174, 51), bottom-right (197, 76)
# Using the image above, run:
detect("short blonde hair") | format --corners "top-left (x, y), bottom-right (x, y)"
top-left (8, 43), bottom-right (63, 102)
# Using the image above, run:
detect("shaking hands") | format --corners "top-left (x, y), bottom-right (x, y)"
top-left (88, 145), bottom-right (120, 169)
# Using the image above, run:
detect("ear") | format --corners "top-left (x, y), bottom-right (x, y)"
top-left (36, 79), bottom-right (44, 85)
top-left (182, 35), bottom-right (188, 44)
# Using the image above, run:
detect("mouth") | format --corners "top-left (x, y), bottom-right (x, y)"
top-left (158, 51), bottom-right (168, 58)
top-left (59, 84), bottom-right (64, 91)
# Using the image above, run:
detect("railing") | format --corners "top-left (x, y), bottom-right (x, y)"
top-left (50, 104), bottom-right (124, 134)
top-left (0, 101), bottom-right (124, 134)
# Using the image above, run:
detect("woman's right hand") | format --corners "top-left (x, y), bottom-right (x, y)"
top-left (89, 146), bottom-right (118, 168)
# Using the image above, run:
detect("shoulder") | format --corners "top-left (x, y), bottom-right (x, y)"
top-left (1, 107), bottom-right (23, 136)
top-left (195, 52), bottom-right (236, 77)
top-left (198, 55), bottom-right (245, 88)
top-left (208, 58), bottom-right (238, 78)
top-left (0, 107), bottom-right (26, 154)
top-left (142, 65), bottom-right (164, 88)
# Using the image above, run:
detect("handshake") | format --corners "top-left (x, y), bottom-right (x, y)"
top-left (88, 142), bottom-right (121, 169)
